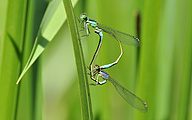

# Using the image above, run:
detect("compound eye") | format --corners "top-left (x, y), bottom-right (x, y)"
top-left (94, 65), bottom-right (100, 70)
top-left (80, 13), bottom-right (87, 20)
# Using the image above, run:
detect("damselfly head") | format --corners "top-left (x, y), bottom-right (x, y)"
top-left (94, 65), bottom-right (101, 71)
top-left (80, 13), bottom-right (87, 20)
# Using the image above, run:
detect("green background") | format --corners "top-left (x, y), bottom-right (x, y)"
top-left (0, 0), bottom-right (192, 119)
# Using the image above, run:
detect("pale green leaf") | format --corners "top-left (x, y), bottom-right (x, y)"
top-left (16, 0), bottom-right (78, 84)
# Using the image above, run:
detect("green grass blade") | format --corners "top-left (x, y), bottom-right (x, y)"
top-left (152, 0), bottom-right (176, 119)
top-left (16, 0), bottom-right (78, 84)
top-left (15, 0), bottom-right (47, 119)
top-left (63, 0), bottom-right (93, 119)
top-left (0, 0), bottom-right (27, 119)
top-left (177, 0), bottom-right (192, 119)
top-left (189, 83), bottom-right (192, 120)
top-left (135, 0), bottom-right (163, 119)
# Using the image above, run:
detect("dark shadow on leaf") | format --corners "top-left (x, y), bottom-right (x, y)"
top-left (7, 33), bottom-right (21, 62)
top-left (37, 33), bottom-right (50, 48)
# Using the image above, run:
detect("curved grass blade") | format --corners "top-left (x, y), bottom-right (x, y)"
top-left (16, 0), bottom-right (78, 84)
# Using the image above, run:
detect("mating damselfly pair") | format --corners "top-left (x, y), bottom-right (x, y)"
top-left (78, 13), bottom-right (148, 112)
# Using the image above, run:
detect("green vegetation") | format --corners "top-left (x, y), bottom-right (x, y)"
top-left (0, 0), bottom-right (191, 119)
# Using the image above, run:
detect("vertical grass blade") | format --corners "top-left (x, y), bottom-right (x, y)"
top-left (136, 0), bottom-right (163, 119)
top-left (15, 0), bottom-right (47, 119)
top-left (177, 0), bottom-right (192, 119)
top-left (63, 0), bottom-right (93, 119)
top-left (0, 0), bottom-right (27, 119)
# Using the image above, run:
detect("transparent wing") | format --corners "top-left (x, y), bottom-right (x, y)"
top-left (108, 76), bottom-right (148, 112)
top-left (98, 23), bottom-right (140, 47)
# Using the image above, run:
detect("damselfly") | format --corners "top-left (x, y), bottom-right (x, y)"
top-left (78, 13), bottom-right (140, 71)
top-left (91, 64), bottom-right (148, 112)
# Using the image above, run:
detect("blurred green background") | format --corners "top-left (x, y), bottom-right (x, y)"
top-left (0, 0), bottom-right (192, 120)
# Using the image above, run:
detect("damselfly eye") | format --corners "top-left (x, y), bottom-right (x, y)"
top-left (80, 13), bottom-right (87, 20)
top-left (93, 65), bottom-right (100, 71)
